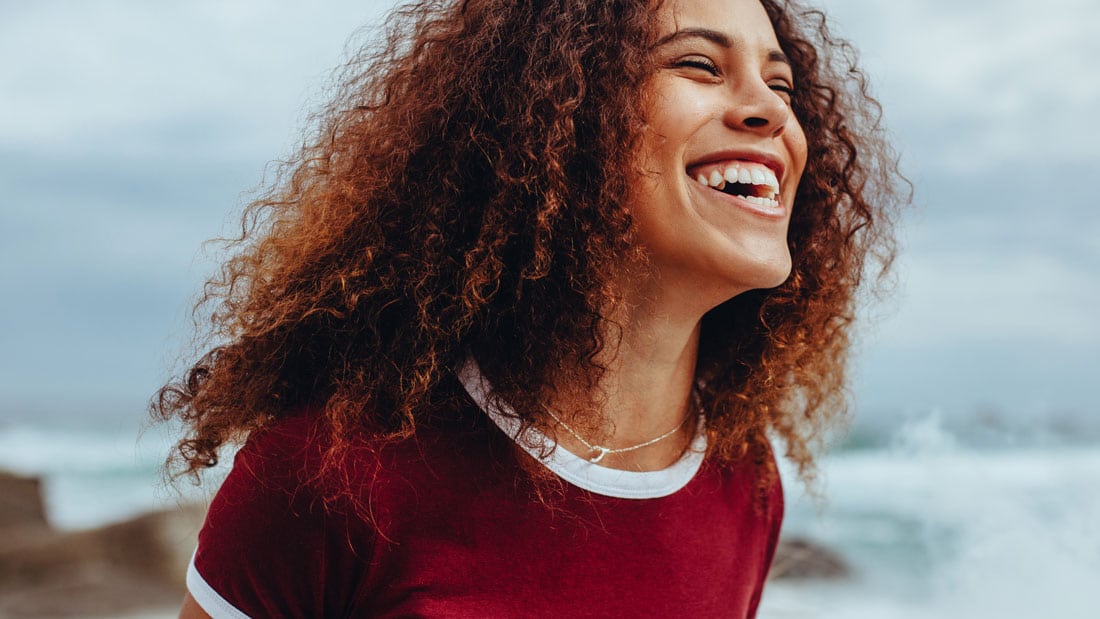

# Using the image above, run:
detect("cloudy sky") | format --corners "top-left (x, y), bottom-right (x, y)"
top-left (2, 0), bottom-right (1097, 428)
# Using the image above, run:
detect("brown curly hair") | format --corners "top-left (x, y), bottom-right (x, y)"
top-left (155, 0), bottom-right (904, 491)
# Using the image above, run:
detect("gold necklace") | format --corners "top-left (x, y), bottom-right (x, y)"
top-left (541, 407), bottom-right (692, 463)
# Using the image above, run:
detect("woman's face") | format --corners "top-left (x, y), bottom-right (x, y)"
top-left (625, 0), bottom-right (807, 307)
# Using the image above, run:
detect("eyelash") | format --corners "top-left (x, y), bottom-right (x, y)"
top-left (674, 58), bottom-right (720, 75)
top-left (673, 58), bottom-right (796, 99)
top-left (770, 84), bottom-right (795, 97)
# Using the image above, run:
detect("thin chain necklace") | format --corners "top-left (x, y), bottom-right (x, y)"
top-left (541, 406), bottom-right (692, 464)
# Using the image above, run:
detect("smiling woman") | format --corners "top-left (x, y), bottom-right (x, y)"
top-left (157, 0), bottom-right (903, 616)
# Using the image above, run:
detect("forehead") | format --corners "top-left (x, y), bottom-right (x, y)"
top-left (657, 0), bottom-right (781, 49)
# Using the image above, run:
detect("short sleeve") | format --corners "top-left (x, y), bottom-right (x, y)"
top-left (187, 419), bottom-right (370, 619)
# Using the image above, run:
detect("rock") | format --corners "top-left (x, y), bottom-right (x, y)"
top-left (0, 470), bottom-right (207, 618)
top-left (0, 503), bottom-right (206, 591)
top-left (769, 536), bottom-right (851, 580)
top-left (0, 570), bottom-right (184, 619)
top-left (0, 472), bottom-right (48, 530)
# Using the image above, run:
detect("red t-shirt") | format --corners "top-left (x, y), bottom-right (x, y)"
top-left (188, 372), bottom-right (784, 618)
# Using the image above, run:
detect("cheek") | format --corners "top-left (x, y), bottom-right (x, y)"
top-left (785, 121), bottom-right (809, 188)
top-left (643, 83), bottom-right (716, 152)
top-left (632, 128), bottom-right (670, 177)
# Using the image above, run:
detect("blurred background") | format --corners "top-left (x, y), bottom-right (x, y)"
top-left (1, 0), bottom-right (1097, 617)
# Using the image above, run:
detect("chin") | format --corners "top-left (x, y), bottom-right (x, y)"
top-left (763, 257), bottom-right (793, 288)
top-left (731, 253), bottom-right (792, 293)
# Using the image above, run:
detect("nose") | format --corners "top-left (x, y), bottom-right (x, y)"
top-left (723, 79), bottom-right (790, 138)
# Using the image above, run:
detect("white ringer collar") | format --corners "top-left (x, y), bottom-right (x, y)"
top-left (456, 359), bottom-right (707, 500)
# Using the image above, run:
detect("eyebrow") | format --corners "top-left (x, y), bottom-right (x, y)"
top-left (655, 28), bottom-right (792, 66)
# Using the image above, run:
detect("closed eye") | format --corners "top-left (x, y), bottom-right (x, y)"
top-left (673, 57), bottom-right (720, 76)
top-left (769, 83), bottom-right (795, 101)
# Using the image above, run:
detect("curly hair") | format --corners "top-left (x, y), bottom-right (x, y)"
top-left (155, 0), bottom-right (904, 493)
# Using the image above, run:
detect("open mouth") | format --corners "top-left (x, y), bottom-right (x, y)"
top-left (687, 161), bottom-right (781, 209)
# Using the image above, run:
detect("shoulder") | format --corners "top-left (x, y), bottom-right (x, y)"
top-left (201, 413), bottom-right (363, 524)
top-left (222, 414), bottom-right (325, 491)
top-left (188, 414), bottom-right (377, 618)
top-left (694, 437), bottom-right (785, 553)
top-left (708, 436), bottom-right (784, 508)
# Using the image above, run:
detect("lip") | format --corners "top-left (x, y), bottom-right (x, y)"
top-left (685, 149), bottom-right (787, 186)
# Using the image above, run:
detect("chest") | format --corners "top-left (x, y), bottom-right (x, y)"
top-left (355, 477), bottom-right (771, 617)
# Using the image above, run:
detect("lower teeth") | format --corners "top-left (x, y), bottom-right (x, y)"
top-left (743, 195), bottom-right (778, 208)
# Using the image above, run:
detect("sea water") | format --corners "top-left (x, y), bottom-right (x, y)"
top-left (0, 418), bottom-right (227, 529)
top-left (1, 413), bottom-right (1097, 618)
top-left (764, 415), bottom-right (1100, 618)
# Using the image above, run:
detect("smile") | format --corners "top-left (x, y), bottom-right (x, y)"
top-left (687, 161), bottom-right (781, 209)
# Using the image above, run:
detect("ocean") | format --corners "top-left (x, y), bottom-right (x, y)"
top-left (2, 412), bottom-right (1097, 618)
top-left (764, 414), bottom-right (1100, 618)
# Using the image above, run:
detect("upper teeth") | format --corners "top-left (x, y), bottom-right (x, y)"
top-left (694, 162), bottom-right (780, 199)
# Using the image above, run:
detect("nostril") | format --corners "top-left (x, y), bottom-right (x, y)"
top-left (743, 117), bottom-right (768, 128)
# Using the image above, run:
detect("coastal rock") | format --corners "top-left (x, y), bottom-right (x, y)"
top-left (0, 503), bottom-right (206, 591)
top-left (0, 470), bottom-right (206, 618)
top-left (770, 536), bottom-right (851, 580)
top-left (0, 472), bottom-right (48, 531)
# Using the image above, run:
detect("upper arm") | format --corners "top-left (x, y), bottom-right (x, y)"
top-left (179, 592), bottom-right (212, 619)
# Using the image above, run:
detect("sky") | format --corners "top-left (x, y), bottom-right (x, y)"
top-left (2, 0), bottom-right (1097, 432)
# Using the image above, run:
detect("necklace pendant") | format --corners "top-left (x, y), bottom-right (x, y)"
top-left (589, 447), bottom-right (610, 463)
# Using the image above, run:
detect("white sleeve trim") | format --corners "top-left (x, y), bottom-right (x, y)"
top-left (187, 549), bottom-right (252, 619)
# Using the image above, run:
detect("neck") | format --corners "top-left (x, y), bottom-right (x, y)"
top-left (548, 271), bottom-right (709, 471)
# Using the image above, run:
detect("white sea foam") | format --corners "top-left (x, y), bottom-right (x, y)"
top-left (0, 423), bottom-right (166, 474)
top-left (768, 413), bottom-right (1100, 618)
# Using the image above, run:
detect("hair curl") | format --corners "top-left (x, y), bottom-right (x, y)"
top-left (155, 0), bottom-right (905, 493)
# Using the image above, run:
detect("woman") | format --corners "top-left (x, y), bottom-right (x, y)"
top-left (161, 0), bottom-right (902, 616)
